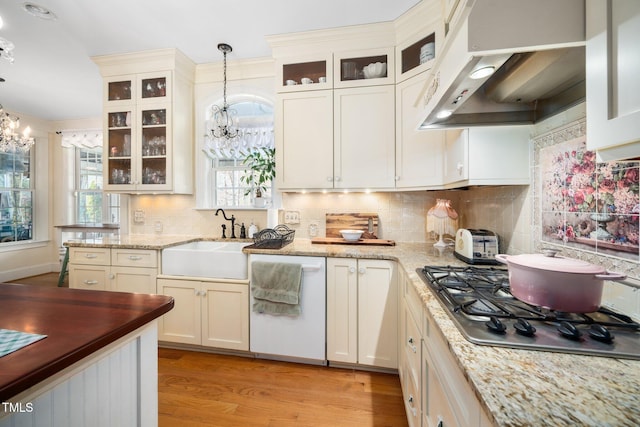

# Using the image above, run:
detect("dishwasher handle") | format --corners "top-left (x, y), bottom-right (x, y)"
top-left (301, 264), bottom-right (322, 272)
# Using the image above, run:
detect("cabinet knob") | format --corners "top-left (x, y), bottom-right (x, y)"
top-left (349, 267), bottom-right (356, 273)
top-left (394, 176), bottom-right (400, 181)
top-left (335, 176), bottom-right (341, 182)
top-left (358, 267), bottom-right (366, 274)
top-left (327, 177), bottom-right (333, 182)
top-left (456, 162), bottom-right (464, 175)
top-left (109, 274), bottom-right (115, 280)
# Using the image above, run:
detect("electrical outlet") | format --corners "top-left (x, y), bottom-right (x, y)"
top-left (133, 209), bottom-right (145, 224)
top-left (309, 220), bottom-right (319, 237)
top-left (284, 210), bottom-right (300, 224)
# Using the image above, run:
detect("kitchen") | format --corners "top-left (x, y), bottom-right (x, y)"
top-left (1, 0), bottom-right (640, 426)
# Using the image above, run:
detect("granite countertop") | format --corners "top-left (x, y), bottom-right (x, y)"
top-left (64, 236), bottom-right (640, 426)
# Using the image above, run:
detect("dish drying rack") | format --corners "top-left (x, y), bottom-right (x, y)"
top-left (251, 225), bottom-right (295, 249)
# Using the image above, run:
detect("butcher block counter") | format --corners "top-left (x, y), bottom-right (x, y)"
top-left (0, 283), bottom-right (173, 425)
top-left (64, 236), bottom-right (640, 426)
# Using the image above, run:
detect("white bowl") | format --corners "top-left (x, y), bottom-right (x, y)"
top-left (340, 229), bottom-right (364, 241)
top-left (363, 62), bottom-right (387, 79)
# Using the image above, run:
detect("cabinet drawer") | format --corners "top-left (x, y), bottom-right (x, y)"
top-left (112, 249), bottom-right (157, 268)
top-left (69, 248), bottom-right (111, 265)
top-left (405, 279), bottom-right (423, 335)
top-left (404, 305), bottom-right (421, 386)
top-left (69, 265), bottom-right (108, 291)
top-left (403, 363), bottom-right (421, 427)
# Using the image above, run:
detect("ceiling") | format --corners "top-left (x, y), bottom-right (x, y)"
top-left (0, 0), bottom-right (420, 122)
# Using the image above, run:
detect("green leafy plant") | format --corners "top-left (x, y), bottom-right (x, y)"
top-left (240, 147), bottom-right (275, 198)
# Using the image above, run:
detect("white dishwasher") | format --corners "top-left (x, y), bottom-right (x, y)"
top-left (249, 254), bottom-right (326, 365)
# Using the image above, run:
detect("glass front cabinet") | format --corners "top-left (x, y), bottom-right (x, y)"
top-left (104, 73), bottom-right (173, 192)
top-left (94, 48), bottom-right (194, 195)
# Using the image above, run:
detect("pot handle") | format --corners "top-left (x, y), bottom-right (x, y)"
top-left (595, 272), bottom-right (627, 281)
top-left (494, 254), bottom-right (509, 265)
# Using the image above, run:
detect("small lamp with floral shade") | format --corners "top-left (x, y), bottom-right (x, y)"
top-left (426, 199), bottom-right (459, 247)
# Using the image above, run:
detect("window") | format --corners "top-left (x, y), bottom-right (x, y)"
top-left (204, 97), bottom-right (274, 208)
top-left (76, 147), bottom-right (120, 224)
top-left (0, 149), bottom-right (33, 243)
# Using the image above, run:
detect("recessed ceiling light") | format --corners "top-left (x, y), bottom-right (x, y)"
top-left (470, 66), bottom-right (495, 80)
top-left (22, 3), bottom-right (57, 21)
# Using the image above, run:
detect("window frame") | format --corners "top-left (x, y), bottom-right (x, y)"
top-left (75, 146), bottom-right (120, 225)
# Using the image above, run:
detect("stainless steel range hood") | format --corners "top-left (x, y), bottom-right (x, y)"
top-left (420, 0), bottom-right (586, 129)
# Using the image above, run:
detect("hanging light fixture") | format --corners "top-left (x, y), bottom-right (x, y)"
top-left (0, 37), bottom-right (15, 63)
top-left (209, 43), bottom-right (238, 141)
top-left (0, 105), bottom-right (34, 153)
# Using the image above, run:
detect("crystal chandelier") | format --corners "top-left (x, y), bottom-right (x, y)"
top-left (209, 43), bottom-right (238, 140)
top-left (0, 105), bottom-right (34, 153)
top-left (0, 37), bottom-right (15, 63)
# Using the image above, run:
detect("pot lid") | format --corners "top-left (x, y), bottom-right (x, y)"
top-left (505, 253), bottom-right (606, 274)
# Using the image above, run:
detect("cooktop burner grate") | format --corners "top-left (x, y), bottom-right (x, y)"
top-left (418, 265), bottom-right (640, 360)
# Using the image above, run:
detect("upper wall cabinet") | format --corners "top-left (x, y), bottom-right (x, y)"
top-left (93, 49), bottom-right (195, 194)
top-left (276, 53), bottom-right (333, 93)
top-left (333, 47), bottom-right (395, 89)
top-left (443, 125), bottom-right (531, 187)
top-left (394, 0), bottom-right (444, 84)
top-left (586, 0), bottom-right (640, 161)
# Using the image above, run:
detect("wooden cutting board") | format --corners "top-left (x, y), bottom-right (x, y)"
top-left (325, 213), bottom-right (379, 238)
top-left (311, 237), bottom-right (395, 246)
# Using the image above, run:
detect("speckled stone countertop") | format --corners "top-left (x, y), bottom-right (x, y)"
top-left (65, 236), bottom-right (640, 426)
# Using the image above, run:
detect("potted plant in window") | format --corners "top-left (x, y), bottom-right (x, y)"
top-left (241, 147), bottom-right (275, 208)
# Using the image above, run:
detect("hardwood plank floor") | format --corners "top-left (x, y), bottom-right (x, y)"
top-left (7, 273), bottom-right (409, 426)
top-left (158, 348), bottom-right (408, 427)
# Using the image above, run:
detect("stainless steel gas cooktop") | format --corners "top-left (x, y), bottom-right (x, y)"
top-left (417, 265), bottom-right (640, 360)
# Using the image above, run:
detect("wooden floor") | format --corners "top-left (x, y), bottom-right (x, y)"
top-left (7, 273), bottom-right (409, 427)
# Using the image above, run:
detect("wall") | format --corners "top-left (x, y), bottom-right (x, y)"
top-left (531, 104), bottom-right (640, 320)
top-left (0, 112), bottom-right (55, 282)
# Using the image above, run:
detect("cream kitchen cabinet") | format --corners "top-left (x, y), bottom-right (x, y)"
top-left (156, 278), bottom-right (249, 351)
top-left (443, 125), bottom-right (531, 187)
top-left (93, 49), bottom-right (194, 194)
top-left (422, 303), bottom-right (492, 427)
top-left (326, 258), bottom-right (398, 369)
top-left (334, 85), bottom-right (396, 189)
top-left (277, 85), bottom-right (396, 190)
top-left (276, 54), bottom-right (333, 93)
top-left (586, 0), bottom-right (640, 161)
top-left (68, 247), bottom-right (157, 293)
top-left (275, 90), bottom-right (334, 189)
top-left (333, 47), bottom-right (395, 89)
top-left (396, 71), bottom-right (444, 189)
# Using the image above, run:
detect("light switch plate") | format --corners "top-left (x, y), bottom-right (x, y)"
top-left (284, 210), bottom-right (300, 224)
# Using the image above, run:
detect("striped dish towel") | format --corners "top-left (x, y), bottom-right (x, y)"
top-left (0, 329), bottom-right (47, 358)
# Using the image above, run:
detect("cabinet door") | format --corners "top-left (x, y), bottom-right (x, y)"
top-left (201, 282), bottom-right (249, 351)
top-left (105, 105), bottom-right (136, 191)
top-left (276, 90), bottom-right (334, 189)
top-left (357, 259), bottom-right (398, 369)
top-left (333, 47), bottom-right (395, 89)
top-left (110, 266), bottom-right (157, 294)
top-left (326, 258), bottom-right (358, 364)
top-left (334, 86), bottom-right (396, 189)
top-left (157, 278), bottom-right (202, 345)
top-left (69, 265), bottom-right (109, 291)
top-left (586, 0), bottom-right (640, 160)
top-left (443, 128), bottom-right (468, 185)
top-left (138, 103), bottom-right (171, 191)
top-left (396, 73), bottom-right (444, 188)
top-left (423, 341), bottom-right (459, 427)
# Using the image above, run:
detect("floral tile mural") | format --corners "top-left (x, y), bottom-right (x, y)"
top-left (540, 136), bottom-right (639, 261)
